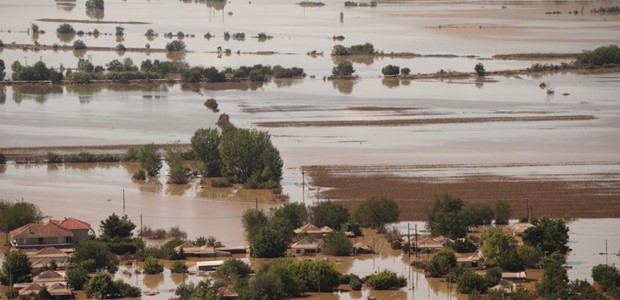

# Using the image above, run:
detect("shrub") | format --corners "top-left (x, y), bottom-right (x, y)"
top-left (170, 261), bottom-right (188, 273)
top-left (143, 256), bottom-right (164, 274)
top-left (577, 44), bottom-right (620, 67)
top-left (332, 61), bottom-right (355, 76)
top-left (428, 248), bottom-right (457, 277)
top-left (167, 226), bottom-right (187, 239)
top-left (382, 65), bottom-right (400, 76)
top-left (73, 40), bottom-right (87, 50)
top-left (350, 275), bottom-right (362, 290)
top-left (204, 98), bottom-right (218, 111)
top-left (166, 40), bottom-right (186, 51)
top-left (0, 152), bottom-right (6, 164)
top-left (57, 23), bottom-right (76, 34)
top-left (366, 270), bottom-right (407, 290)
top-left (86, 0), bottom-right (104, 9)
top-left (353, 196), bottom-right (399, 228)
top-left (474, 63), bottom-right (486, 76)
top-left (116, 43), bottom-right (126, 51)
top-left (115, 26), bottom-right (124, 36)
top-left (132, 170), bottom-right (146, 181)
top-left (457, 270), bottom-right (487, 294)
top-left (47, 152), bottom-right (63, 163)
top-left (145, 29), bottom-right (156, 36)
top-left (400, 67), bottom-right (411, 75)
top-left (65, 264), bottom-right (89, 290)
top-left (323, 231), bottom-right (353, 256)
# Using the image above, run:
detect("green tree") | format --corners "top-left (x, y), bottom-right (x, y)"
top-left (73, 40), bottom-right (87, 50)
top-left (0, 59), bottom-right (5, 80)
top-left (191, 279), bottom-right (218, 299)
top-left (246, 271), bottom-right (287, 300)
top-left (480, 227), bottom-right (517, 263)
top-left (86, 0), bottom-right (104, 9)
top-left (381, 65), bottom-right (400, 76)
top-left (0, 251), bottom-right (32, 284)
top-left (523, 217), bottom-right (569, 255)
top-left (271, 203), bottom-right (307, 229)
top-left (428, 248), bottom-right (457, 277)
top-left (475, 63), bottom-right (486, 76)
top-left (366, 270), bottom-right (407, 290)
top-left (250, 227), bottom-right (288, 258)
top-left (137, 143), bottom-right (162, 177)
top-left (309, 201), bottom-right (349, 229)
top-left (332, 61), bottom-right (355, 76)
top-left (165, 144), bottom-right (189, 184)
top-left (214, 259), bottom-right (251, 284)
top-left (57, 23), bottom-right (76, 34)
top-left (577, 44), bottom-right (620, 67)
top-left (219, 127), bottom-right (283, 185)
top-left (493, 200), bottom-right (511, 225)
top-left (0, 200), bottom-right (43, 232)
top-left (0, 152), bottom-right (6, 164)
top-left (537, 255), bottom-right (568, 299)
top-left (73, 239), bottom-right (118, 272)
top-left (431, 208), bottom-right (473, 238)
top-left (143, 256), bottom-right (164, 274)
top-left (100, 213), bottom-right (136, 238)
top-left (516, 244), bottom-right (543, 268)
top-left (191, 128), bottom-right (221, 177)
top-left (400, 67), bottom-right (411, 76)
top-left (323, 231), bottom-right (353, 256)
top-left (65, 264), bottom-right (89, 290)
top-left (85, 273), bottom-right (114, 299)
top-left (241, 208), bottom-right (268, 239)
top-left (497, 248), bottom-right (525, 272)
top-left (166, 40), bottom-right (186, 52)
top-left (457, 270), bottom-right (487, 294)
top-left (468, 202), bottom-right (494, 225)
top-left (170, 261), bottom-right (188, 273)
top-left (353, 196), bottom-right (399, 229)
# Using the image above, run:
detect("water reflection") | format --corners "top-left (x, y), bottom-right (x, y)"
top-left (72, 49), bottom-right (87, 59)
top-left (0, 86), bottom-right (6, 104)
top-left (332, 55), bottom-right (375, 66)
top-left (55, 0), bottom-right (76, 11)
top-left (139, 178), bottom-right (164, 194)
top-left (179, 0), bottom-right (227, 11)
top-left (381, 78), bottom-right (400, 89)
top-left (166, 51), bottom-right (187, 61)
top-left (331, 79), bottom-right (356, 94)
top-left (0, 165), bottom-right (6, 174)
top-left (57, 33), bottom-right (76, 43)
top-left (273, 78), bottom-right (303, 89)
top-left (166, 182), bottom-right (193, 196)
top-left (11, 84), bottom-right (64, 104)
top-left (86, 8), bottom-right (105, 20)
top-left (143, 274), bottom-right (165, 290)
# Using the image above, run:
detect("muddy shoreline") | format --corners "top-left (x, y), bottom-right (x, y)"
top-left (306, 164), bottom-right (620, 220)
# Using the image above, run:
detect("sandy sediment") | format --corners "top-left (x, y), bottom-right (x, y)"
top-left (305, 164), bottom-right (620, 220)
top-left (256, 115), bottom-right (596, 128)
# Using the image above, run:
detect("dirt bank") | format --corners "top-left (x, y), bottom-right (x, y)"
top-left (256, 115), bottom-right (596, 128)
top-left (306, 163), bottom-right (620, 220)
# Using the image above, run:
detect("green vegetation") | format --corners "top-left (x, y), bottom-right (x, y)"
top-left (214, 259), bottom-right (252, 283)
top-left (0, 59), bottom-right (5, 80)
top-left (577, 44), bottom-right (620, 67)
top-left (85, 273), bottom-right (141, 298)
top-left (591, 264), bottom-right (620, 295)
top-left (366, 270), bottom-right (407, 290)
top-left (86, 0), bottom-right (104, 9)
top-left (165, 144), bottom-right (190, 184)
top-left (332, 42), bottom-right (375, 55)
top-left (65, 264), bottom-right (89, 289)
top-left (494, 200), bottom-right (511, 224)
top-left (137, 143), bottom-right (162, 177)
top-left (475, 63), bottom-right (486, 76)
top-left (428, 248), bottom-right (457, 277)
top-left (298, 1), bottom-right (325, 7)
top-left (382, 65), bottom-right (400, 76)
top-left (353, 196), bottom-right (399, 229)
top-left (0, 251), bottom-right (32, 284)
top-left (57, 23), bottom-right (76, 34)
top-left (220, 126), bottom-right (283, 186)
top-left (143, 256), bottom-right (164, 274)
top-left (480, 227), bottom-right (517, 263)
top-left (0, 199), bottom-right (43, 232)
top-left (242, 208), bottom-right (268, 239)
top-left (457, 270), bottom-right (487, 294)
top-left (101, 213), bottom-right (136, 238)
top-left (115, 26), bottom-right (124, 36)
top-left (523, 217), bottom-right (569, 255)
top-left (400, 67), bottom-right (411, 75)
top-left (309, 201), bottom-right (349, 229)
top-left (323, 231), bottom-right (353, 256)
top-left (10, 61), bottom-right (63, 83)
top-left (536, 254), bottom-right (568, 299)
top-left (250, 226), bottom-right (288, 258)
top-left (73, 239), bottom-right (118, 272)
top-left (73, 40), bottom-right (87, 50)
top-left (271, 202), bottom-right (308, 229)
top-left (332, 61), bottom-right (355, 76)
top-left (191, 128), bottom-right (221, 177)
top-left (166, 40), bottom-right (187, 51)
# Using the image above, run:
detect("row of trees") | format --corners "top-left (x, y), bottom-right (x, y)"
top-left (182, 64), bottom-right (305, 83)
top-left (242, 196), bottom-right (399, 258)
top-left (332, 42), bottom-right (376, 55)
top-left (425, 194), bottom-right (511, 238)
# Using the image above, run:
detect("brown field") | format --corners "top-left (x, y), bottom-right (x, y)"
top-left (256, 115), bottom-right (596, 127)
top-left (306, 164), bottom-right (620, 220)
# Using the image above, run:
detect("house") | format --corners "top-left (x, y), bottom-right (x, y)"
top-left (28, 247), bottom-right (70, 264)
top-left (352, 242), bottom-right (373, 254)
top-left (10, 222), bottom-right (74, 249)
top-left (502, 271), bottom-right (527, 281)
top-left (18, 283), bottom-right (42, 300)
top-left (217, 286), bottom-right (239, 299)
top-left (320, 226), bottom-right (334, 234)
top-left (174, 242), bottom-right (231, 258)
top-left (46, 283), bottom-right (72, 299)
top-left (454, 252), bottom-right (479, 268)
top-left (290, 239), bottom-right (320, 255)
top-left (433, 235), bottom-right (455, 247)
top-left (197, 260), bottom-right (225, 272)
top-left (505, 223), bottom-right (535, 236)
top-left (489, 279), bottom-right (517, 293)
top-left (51, 217), bottom-right (94, 242)
top-left (33, 270), bottom-right (66, 284)
top-left (294, 223), bottom-right (324, 238)
top-left (413, 236), bottom-right (444, 252)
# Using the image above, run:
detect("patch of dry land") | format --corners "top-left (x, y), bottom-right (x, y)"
top-left (306, 163), bottom-right (620, 220)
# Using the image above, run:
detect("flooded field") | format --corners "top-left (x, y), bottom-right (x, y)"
top-left (1, 0), bottom-right (620, 298)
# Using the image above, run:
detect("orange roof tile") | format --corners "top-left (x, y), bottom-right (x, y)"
top-left (10, 222), bottom-right (73, 239)
top-left (51, 217), bottom-right (92, 230)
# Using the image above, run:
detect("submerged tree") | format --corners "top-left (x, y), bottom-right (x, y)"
top-left (137, 143), bottom-right (162, 177)
top-left (191, 128), bottom-right (221, 177)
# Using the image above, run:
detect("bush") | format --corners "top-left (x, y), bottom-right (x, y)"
top-left (86, 0), bottom-right (104, 9)
top-left (350, 275), bottom-right (362, 290)
top-left (428, 248), bottom-right (457, 277)
top-left (353, 196), bottom-right (399, 228)
top-left (474, 63), bottom-right (486, 76)
top-left (115, 26), bottom-right (124, 36)
top-left (170, 261), bottom-right (188, 273)
top-left (73, 40), bottom-right (87, 50)
top-left (116, 43), bottom-right (126, 51)
top-left (382, 65), bottom-right (400, 76)
top-left (57, 23), bottom-right (76, 34)
top-left (400, 67), bottom-right (411, 75)
top-left (332, 61), bottom-right (355, 76)
top-left (65, 264), bottom-right (89, 290)
top-left (0, 152), bottom-right (6, 164)
top-left (143, 256), bottom-right (164, 274)
top-left (47, 152), bottom-right (63, 163)
top-left (323, 231), bottom-right (353, 256)
top-left (166, 40), bottom-right (186, 51)
top-left (577, 44), bottom-right (620, 67)
top-left (457, 270), bottom-right (487, 294)
top-left (366, 270), bottom-right (407, 290)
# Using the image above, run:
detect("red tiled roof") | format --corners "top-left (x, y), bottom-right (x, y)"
top-left (34, 247), bottom-right (69, 257)
top-left (18, 283), bottom-right (42, 296)
top-left (51, 217), bottom-right (91, 230)
top-left (34, 270), bottom-right (64, 281)
top-left (10, 222), bottom-right (73, 239)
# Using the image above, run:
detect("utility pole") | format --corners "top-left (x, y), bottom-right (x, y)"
top-left (407, 223), bottom-right (411, 258)
top-left (255, 197), bottom-right (258, 210)
top-left (140, 214), bottom-right (143, 235)
top-left (301, 167), bottom-right (305, 205)
top-left (415, 224), bottom-right (418, 258)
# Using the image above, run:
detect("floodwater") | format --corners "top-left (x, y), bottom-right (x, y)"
top-left (1, 0), bottom-right (620, 298)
